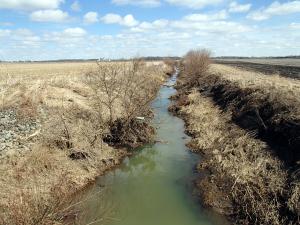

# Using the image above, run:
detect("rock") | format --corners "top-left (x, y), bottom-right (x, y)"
top-left (0, 109), bottom-right (40, 154)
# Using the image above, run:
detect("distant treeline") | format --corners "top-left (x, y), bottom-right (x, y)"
top-left (0, 56), bottom-right (182, 63)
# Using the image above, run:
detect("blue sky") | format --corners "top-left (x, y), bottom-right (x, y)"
top-left (0, 0), bottom-right (300, 60)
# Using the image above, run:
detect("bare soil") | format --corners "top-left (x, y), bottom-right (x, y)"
top-left (215, 59), bottom-right (300, 79)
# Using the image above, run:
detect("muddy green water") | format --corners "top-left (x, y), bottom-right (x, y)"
top-left (79, 74), bottom-right (226, 225)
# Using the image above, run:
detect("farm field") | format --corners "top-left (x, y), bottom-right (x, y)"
top-left (214, 58), bottom-right (300, 79)
top-left (215, 58), bottom-right (300, 67)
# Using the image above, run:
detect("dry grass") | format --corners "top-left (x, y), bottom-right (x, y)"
top-left (203, 64), bottom-right (300, 168)
top-left (179, 91), bottom-right (287, 224)
top-left (0, 60), bottom-right (166, 224)
top-left (209, 64), bottom-right (300, 119)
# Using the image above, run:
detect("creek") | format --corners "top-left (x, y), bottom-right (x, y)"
top-left (78, 72), bottom-right (226, 225)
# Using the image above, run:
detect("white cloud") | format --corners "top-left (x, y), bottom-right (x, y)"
top-left (112, 0), bottom-right (161, 7)
top-left (22, 35), bottom-right (41, 46)
top-left (290, 22), bottom-right (300, 29)
top-left (130, 11), bottom-right (249, 35)
top-left (152, 19), bottom-right (169, 27)
top-left (183, 10), bottom-right (228, 21)
top-left (229, 1), bottom-right (251, 13)
top-left (248, 1), bottom-right (300, 21)
top-left (0, 0), bottom-right (64, 11)
top-left (1, 2), bottom-right (300, 60)
top-left (1, 28), bottom-right (42, 48)
top-left (12, 28), bottom-right (34, 37)
top-left (101, 13), bottom-right (122, 24)
top-left (63, 27), bottom-right (86, 37)
top-left (130, 19), bottom-right (169, 32)
top-left (71, 1), bottom-right (80, 11)
top-left (42, 27), bottom-right (87, 46)
top-left (84, 12), bottom-right (99, 24)
top-left (165, 0), bottom-right (223, 9)
top-left (0, 29), bottom-right (11, 37)
top-left (1, 24), bottom-right (299, 61)
top-left (101, 13), bottom-right (139, 27)
top-left (171, 20), bottom-right (250, 33)
top-left (123, 14), bottom-right (139, 27)
top-left (30, 9), bottom-right (69, 22)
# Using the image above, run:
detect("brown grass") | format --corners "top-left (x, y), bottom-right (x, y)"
top-left (178, 91), bottom-right (287, 224)
top-left (192, 65), bottom-right (300, 161)
top-left (209, 64), bottom-right (300, 118)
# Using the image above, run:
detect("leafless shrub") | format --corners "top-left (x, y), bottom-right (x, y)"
top-left (182, 49), bottom-right (211, 87)
top-left (85, 59), bottom-right (161, 147)
top-left (119, 59), bottom-right (160, 123)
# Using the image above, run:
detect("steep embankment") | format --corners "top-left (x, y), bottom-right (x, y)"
top-left (170, 62), bottom-right (300, 224)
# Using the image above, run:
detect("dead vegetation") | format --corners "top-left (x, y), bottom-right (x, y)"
top-left (85, 60), bottom-right (161, 147)
top-left (180, 49), bottom-right (211, 87)
top-left (171, 49), bottom-right (300, 224)
top-left (182, 91), bottom-right (287, 224)
top-left (0, 60), bottom-right (165, 224)
top-left (190, 64), bottom-right (300, 165)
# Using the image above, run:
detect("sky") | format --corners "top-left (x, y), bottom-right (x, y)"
top-left (0, 0), bottom-right (300, 60)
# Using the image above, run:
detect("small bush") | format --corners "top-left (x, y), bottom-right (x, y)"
top-left (182, 49), bottom-right (211, 87)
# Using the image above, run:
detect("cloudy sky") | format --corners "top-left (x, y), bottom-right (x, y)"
top-left (0, 0), bottom-right (299, 60)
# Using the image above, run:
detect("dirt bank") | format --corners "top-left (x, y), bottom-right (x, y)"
top-left (169, 52), bottom-right (300, 225)
top-left (197, 64), bottom-right (300, 166)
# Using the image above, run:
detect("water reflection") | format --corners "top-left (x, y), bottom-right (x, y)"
top-left (113, 146), bottom-right (158, 176)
